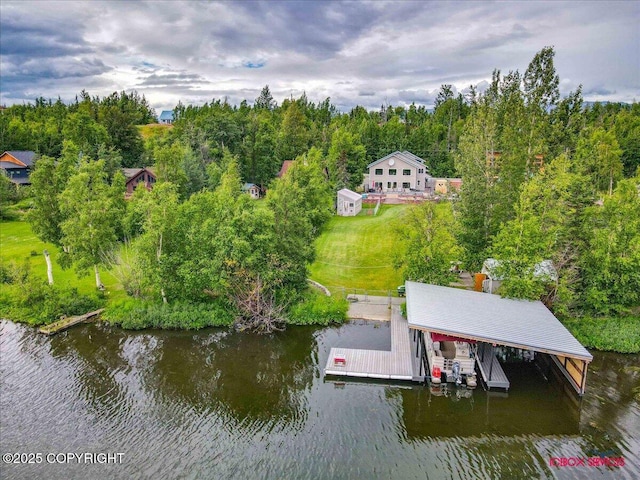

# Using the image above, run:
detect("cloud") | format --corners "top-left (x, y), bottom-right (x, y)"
top-left (584, 86), bottom-right (616, 96)
top-left (0, 12), bottom-right (92, 58)
top-left (136, 72), bottom-right (210, 87)
top-left (1, 0), bottom-right (638, 111)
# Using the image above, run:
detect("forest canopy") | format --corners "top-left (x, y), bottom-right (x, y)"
top-left (2, 46), bottom-right (639, 332)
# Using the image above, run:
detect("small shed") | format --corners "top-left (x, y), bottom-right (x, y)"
top-left (242, 182), bottom-right (261, 199)
top-left (433, 178), bottom-right (462, 195)
top-left (337, 188), bottom-right (362, 216)
top-left (159, 110), bottom-right (174, 124)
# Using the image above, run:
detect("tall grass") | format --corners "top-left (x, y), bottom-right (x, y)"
top-left (562, 316), bottom-right (640, 353)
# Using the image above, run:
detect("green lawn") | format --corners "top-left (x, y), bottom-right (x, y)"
top-left (0, 220), bottom-right (125, 300)
top-left (309, 205), bottom-right (411, 294)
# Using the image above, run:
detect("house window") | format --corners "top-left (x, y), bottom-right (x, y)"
top-left (387, 182), bottom-right (391, 189)
top-left (403, 169), bottom-right (411, 175)
top-left (349, 203), bottom-right (354, 207)
top-left (375, 168), bottom-right (383, 175)
top-left (417, 180), bottom-right (420, 186)
top-left (389, 169), bottom-right (397, 175)
top-left (402, 182), bottom-right (410, 188)
top-left (418, 168), bottom-right (424, 173)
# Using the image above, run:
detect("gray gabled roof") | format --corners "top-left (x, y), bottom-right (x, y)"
top-left (2, 151), bottom-right (36, 166)
top-left (123, 168), bottom-right (144, 180)
top-left (122, 167), bottom-right (156, 182)
top-left (366, 151), bottom-right (429, 171)
top-left (0, 161), bottom-right (27, 170)
top-left (337, 188), bottom-right (361, 201)
top-left (159, 110), bottom-right (174, 121)
top-left (401, 151), bottom-right (426, 165)
top-left (405, 282), bottom-right (592, 362)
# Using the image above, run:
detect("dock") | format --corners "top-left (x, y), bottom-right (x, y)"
top-left (324, 306), bottom-right (414, 381)
top-left (476, 342), bottom-right (510, 390)
top-left (38, 309), bottom-right (104, 336)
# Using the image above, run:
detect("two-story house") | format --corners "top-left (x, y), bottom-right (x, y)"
top-left (366, 151), bottom-right (430, 193)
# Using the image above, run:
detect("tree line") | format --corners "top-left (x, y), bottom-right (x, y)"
top-left (19, 138), bottom-right (334, 331)
top-left (3, 46), bottom-right (639, 327)
top-left (401, 47), bottom-right (639, 318)
top-left (0, 90), bottom-right (155, 167)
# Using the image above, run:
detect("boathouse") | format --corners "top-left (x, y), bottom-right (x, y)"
top-left (404, 282), bottom-right (593, 395)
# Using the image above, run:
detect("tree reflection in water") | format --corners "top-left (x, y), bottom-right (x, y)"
top-left (46, 323), bottom-right (317, 434)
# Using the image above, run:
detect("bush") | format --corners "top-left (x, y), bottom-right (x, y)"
top-left (103, 298), bottom-right (234, 330)
top-left (0, 259), bottom-right (31, 284)
top-left (561, 316), bottom-right (640, 354)
top-left (0, 270), bottom-right (104, 326)
top-left (287, 291), bottom-right (348, 326)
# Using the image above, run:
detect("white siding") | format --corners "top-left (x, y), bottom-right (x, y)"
top-left (337, 189), bottom-right (362, 216)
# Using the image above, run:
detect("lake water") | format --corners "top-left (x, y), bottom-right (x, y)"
top-left (0, 319), bottom-right (638, 479)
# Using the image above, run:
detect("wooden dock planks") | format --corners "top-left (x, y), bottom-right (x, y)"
top-left (476, 342), bottom-right (510, 390)
top-left (324, 307), bottom-right (414, 381)
top-left (38, 309), bottom-right (104, 336)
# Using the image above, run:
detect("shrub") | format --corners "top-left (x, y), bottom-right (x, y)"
top-left (561, 316), bottom-right (640, 354)
top-left (287, 291), bottom-right (348, 326)
top-left (103, 299), bottom-right (234, 330)
top-left (0, 269), bottom-right (104, 326)
top-left (0, 260), bottom-right (31, 284)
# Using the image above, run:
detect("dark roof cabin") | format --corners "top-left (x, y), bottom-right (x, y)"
top-left (123, 167), bottom-right (157, 197)
top-left (0, 151), bottom-right (36, 185)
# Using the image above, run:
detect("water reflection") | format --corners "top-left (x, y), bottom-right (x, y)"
top-left (0, 319), bottom-right (638, 480)
top-left (44, 323), bottom-right (318, 431)
top-left (143, 326), bottom-right (317, 428)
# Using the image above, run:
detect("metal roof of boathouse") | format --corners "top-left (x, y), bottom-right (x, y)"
top-left (405, 282), bottom-right (593, 362)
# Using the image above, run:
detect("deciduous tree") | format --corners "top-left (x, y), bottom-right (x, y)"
top-left (59, 159), bottom-right (125, 288)
top-left (395, 202), bottom-right (462, 285)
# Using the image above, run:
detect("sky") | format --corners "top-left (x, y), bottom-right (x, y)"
top-left (1, 0), bottom-right (639, 115)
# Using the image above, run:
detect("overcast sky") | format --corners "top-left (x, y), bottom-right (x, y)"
top-left (1, 0), bottom-right (638, 115)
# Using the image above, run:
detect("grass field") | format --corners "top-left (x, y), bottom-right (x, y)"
top-left (137, 123), bottom-right (173, 140)
top-left (309, 204), bottom-right (411, 294)
top-left (0, 220), bottom-right (125, 300)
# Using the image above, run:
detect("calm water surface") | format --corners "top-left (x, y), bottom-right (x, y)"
top-left (0, 319), bottom-right (638, 479)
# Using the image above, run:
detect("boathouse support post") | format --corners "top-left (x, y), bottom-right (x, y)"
top-left (419, 334), bottom-right (423, 376)
top-left (489, 344), bottom-right (494, 380)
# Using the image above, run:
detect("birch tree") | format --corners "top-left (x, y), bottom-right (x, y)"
top-left (59, 159), bottom-right (125, 288)
top-left (131, 182), bottom-right (181, 302)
